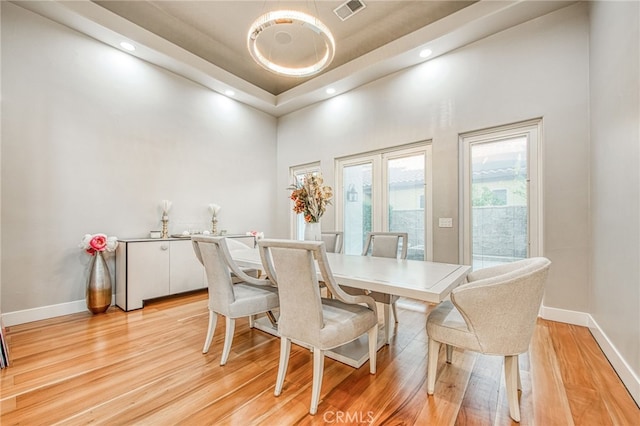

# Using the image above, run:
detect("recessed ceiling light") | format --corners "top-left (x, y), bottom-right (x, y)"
top-left (224, 90), bottom-right (235, 97)
top-left (326, 88), bottom-right (336, 95)
top-left (120, 42), bottom-right (136, 52)
top-left (419, 48), bottom-right (432, 59)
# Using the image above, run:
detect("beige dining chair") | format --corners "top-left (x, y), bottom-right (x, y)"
top-left (321, 231), bottom-right (343, 253)
top-left (363, 231), bottom-right (408, 323)
top-left (319, 231), bottom-right (343, 298)
top-left (225, 237), bottom-right (261, 281)
top-left (342, 232), bottom-right (408, 343)
top-left (258, 239), bottom-right (378, 415)
top-left (426, 257), bottom-right (551, 422)
top-left (362, 231), bottom-right (408, 260)
top-left (192, 235), bottom-right (279, 366)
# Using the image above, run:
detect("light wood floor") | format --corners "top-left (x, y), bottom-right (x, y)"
top-left (1, 291), bottom-right (638, 425)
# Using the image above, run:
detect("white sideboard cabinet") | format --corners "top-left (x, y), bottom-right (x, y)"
top-left (115, 238), bottom-right (204, 311)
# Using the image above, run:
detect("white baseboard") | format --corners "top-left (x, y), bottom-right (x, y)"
top-left (587, 315), bottom-right (640, 406)
top-left (1, 296), bottom-right (116, 327)
top-left (539, 305), bottom-right (591, 326)
top-left (541, 304), bottom-right (640, 406)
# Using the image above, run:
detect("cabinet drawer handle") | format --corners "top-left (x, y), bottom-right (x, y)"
top-left (161, 244), bottom-right (169, 251)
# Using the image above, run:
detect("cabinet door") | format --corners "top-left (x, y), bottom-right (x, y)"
top-left (128, 242), bottom-right (170, 309)
top-left (170, 240), bottom-right (205, 294)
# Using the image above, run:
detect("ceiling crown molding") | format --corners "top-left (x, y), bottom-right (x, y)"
top-left (13, 0), bottom-right (575, 117)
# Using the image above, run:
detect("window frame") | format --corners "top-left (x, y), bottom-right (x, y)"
top-left (335, 142), bottom-right (433, 261)
top-left (459, 119), bottom-right (543, 266)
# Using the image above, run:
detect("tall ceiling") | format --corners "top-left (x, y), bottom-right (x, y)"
top-left (14, 0), bottom-right (575, 116)
top-left (93, 1), bottom-right (475, 95)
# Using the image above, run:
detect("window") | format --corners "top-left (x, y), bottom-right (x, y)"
top-left (336, 143), bottom-right (432, 260)
top-left (461, 120), bottom-right (542, 269)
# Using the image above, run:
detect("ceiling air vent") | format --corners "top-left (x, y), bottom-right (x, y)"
top-left (334, 0), bottom-right (366, 21)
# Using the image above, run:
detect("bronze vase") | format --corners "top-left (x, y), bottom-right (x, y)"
top-left (86, 252), bottom-right (112, 314)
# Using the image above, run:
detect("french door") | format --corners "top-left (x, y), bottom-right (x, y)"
top-left (336, 144), bottom-right (432, 260)
top-left (461, 120), bottom-right (542, 269)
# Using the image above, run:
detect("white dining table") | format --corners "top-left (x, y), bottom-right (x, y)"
top-left (230, 247), bottom-right (471, 368)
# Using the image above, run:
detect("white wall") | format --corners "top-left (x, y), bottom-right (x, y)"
top-left (277, 4), bottom-right (591, 313)
top-left (589, 0), bottom-right (639, 400)
top-left (1, 3), bottom-right (277, 314)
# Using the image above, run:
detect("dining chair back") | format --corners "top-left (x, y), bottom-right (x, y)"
top-left (192, 235), bottom-right (278, 365)
top-left (362, 232), bottom-right (408, 259)
top-left (258, 239), bottom-right (378, 415)
top-left (225, 237), bottom-right (261, 281)
top-left (321, 231), bottom-right (343, 253)
top-left (426, 257), bottom-right (551, 422)
top-left (343, 231), bottom-right (409, 342)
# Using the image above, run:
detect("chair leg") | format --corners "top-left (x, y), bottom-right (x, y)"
top-left (368, 325), bottom-right (378, 374)
top-left (266, 310), bottom-right (278, 327)
top-left (517, 364), bottom-right (522, 391)
top-left (310, 347), bottom-right (325, 415)
top-left (274, 337), bottom-right (291, 396)
top-left (220, 317), bottom-right (235, 366)
top-left (202, 310), bottom-right (218, 354)
top-left (391, 300), bottom-right (399, 323)
top-left (427, 338), bottom-right (441, 395)
top-left (504, 355), bottom-right (521, 422)
top-left (383, 303), bottom-right (391, 344)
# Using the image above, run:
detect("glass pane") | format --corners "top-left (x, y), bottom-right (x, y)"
top-left (343, 163), bottom-right (372, 255)
top-left (471, 137), bottom-right (528, 269)
top-left (387, 155), bottom-right (425, 260)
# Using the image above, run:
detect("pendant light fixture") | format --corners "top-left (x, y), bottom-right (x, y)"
top-left (247, 9), bottom-right (335, 77)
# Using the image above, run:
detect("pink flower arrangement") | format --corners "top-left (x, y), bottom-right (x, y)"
top-left (246, 230), bottom-right (264, 239)
top-left (79, 233), bottom-right (118, 256)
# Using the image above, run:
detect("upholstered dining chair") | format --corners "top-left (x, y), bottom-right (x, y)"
top-left (362, 231), bottom-right (408, 259)
top-left (362, 231), bottom-right (408, 322)
top-left (258, 239), bottom-right (378, 415)
top-left (321, 231), bottom-right (343, 253)
top-left (342, 232), bottom-right (408, 343)
top-left (192, 235), bottom-right (279, 366)
top-left (225, 237), bottom-right (261, 281)
top-left (319, 231), bottom-right (343, 298)
top-left (426, 257), bottom-right (551, 422)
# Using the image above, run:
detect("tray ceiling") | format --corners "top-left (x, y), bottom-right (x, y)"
top-left (93, 1), bottom-right (475, 95)
top-left (15, 1), bottom-right (576, 116)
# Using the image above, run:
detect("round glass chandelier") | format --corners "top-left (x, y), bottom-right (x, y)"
top-left (247, 10), bottom-right (335, 77)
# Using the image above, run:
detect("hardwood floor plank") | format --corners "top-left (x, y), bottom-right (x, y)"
top-left (568, 324), bottom-right (640, 425)
top-left (3, 333), bottom-right (205, 423)
top-left (456, 354), bottom-right (502, 426)
top-left (357, 340), bottom-right (430, 423)
top-left (547, 321), bottom-right (612, 425)
top-left (1, 293), bottom-right (637, 425)
top-left (104, 334), bottom-right (282, 424)
top-left (414, 348), bottom-right (477, 425)
top-left (528, 319), bottom-right (576, 426)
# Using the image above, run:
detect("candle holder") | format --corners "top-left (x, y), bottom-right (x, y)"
top-left (161, 214), bottom-right (169, 239)
top-left (160, 200), bottom-right (172, 239)
top-left (209, 203), bottom-right (221, 235)
top-left (211, 215), bottom-right (218, 235)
